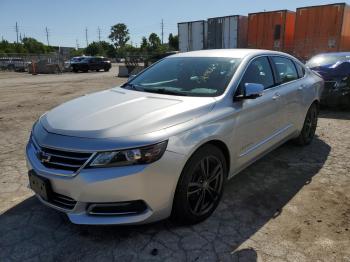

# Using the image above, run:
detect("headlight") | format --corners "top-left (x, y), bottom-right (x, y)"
top-left (89, 141), bottom-right (168, 168)
top-left (335, 77), bottom-right (349, 89)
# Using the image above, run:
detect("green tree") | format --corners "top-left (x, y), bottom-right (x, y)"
top-left (22, 37), bottom-right (48, 53)
top-left (70, 48), bottom-right (84, 57)
top-left (99, 41), bottom-right (116, 57)
top-left (85, 42), bottom-right (102, 56)
top-left (140, 37), bottom-right (149, 51)
top-left (85, 41), bottom-right (115, 57)
top-left (168, 33), bottom-right (179, 50)
top-left (108, 23), bottom-right (130, 49)
top-left (148, 33), bottom-right (161, 51)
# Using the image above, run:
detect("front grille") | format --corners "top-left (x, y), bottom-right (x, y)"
top-left (49, 192), bottom-right (77, 210)
top-left (32, 139), bottom-right (92, 172)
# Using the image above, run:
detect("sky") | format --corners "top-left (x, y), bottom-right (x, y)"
top-left (0, 0), bottom-right (348, 48)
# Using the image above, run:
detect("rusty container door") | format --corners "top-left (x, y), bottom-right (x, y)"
top-left (248, 10), bottom-right (295, 52)
top-left (294, 3), bottom-right (346, 60)
top-left (340, 4), bottom-right (350, 51)
top-left (237, 16), bottom-right (248, 48)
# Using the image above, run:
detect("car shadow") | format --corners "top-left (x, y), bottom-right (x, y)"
top-left (319, 109), bottom-right (350, 120)
top-left (0, 137), bottom-right (330, 261)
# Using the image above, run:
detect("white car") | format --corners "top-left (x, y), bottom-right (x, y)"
top-left (26, 49), bottom-right (324, 225)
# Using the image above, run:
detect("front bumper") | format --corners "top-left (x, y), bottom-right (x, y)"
top-left (26, 140), bottom-right (185, 225)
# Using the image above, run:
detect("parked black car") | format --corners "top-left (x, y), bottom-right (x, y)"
top-left (307, 52), bottom-right (350, 109)
top-left (71, 56), bottom-right (111, 73)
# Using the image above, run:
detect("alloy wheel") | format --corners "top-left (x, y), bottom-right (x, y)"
top-left (187, 156), bottom-right (224, 216)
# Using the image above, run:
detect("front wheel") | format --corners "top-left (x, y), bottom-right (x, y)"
top-left (294, 103), bottom-right (318, 145)
top-left (171, 145), bottom-right (227, 225)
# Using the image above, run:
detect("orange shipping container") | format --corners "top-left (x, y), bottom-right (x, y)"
top-left (247, 10), bottom-right (295, 53)
top-left (294, 3), bottom-right (350, 60)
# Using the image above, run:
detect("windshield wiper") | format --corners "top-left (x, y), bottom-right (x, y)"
top-left (142, 88), bottom-right (188, 96)
top-left (121, 83), bottom-right (142, 90)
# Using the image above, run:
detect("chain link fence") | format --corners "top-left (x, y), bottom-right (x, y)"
top-left (0, 53), bottom-right (67, 73)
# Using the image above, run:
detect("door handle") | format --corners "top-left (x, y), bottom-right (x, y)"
top-left (298, 84), bottom-right (306, 91)
top-left (272, 93), bottom-right (281, 100)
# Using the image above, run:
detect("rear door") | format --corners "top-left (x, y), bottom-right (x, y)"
top-left (89, 58), bottom-right (99, 70)
top-left (270, 56), bottom-right (303, 136)
top-left (234, 56), bottom-right (284, 169)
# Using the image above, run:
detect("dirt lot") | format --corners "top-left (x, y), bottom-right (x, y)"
top-left (0, 70), bottom-right (349, 262)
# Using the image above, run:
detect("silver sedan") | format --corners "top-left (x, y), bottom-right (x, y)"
top-left (26, 49), bottom-right (323, 225)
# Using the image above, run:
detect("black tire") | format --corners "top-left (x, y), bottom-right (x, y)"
top-left (294, 102), bottom-right (318, 146)
top-left (171, 144), bottom-right (227, 225)
top-left (104, 67), bottom-right (110, 72)
top-left (72, 66), bottom-right (78, 73)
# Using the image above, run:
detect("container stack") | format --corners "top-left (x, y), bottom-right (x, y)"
top-left (177, 2), bottom-right (350, 60)
top-left (294, 3), bottom-right (350, 60)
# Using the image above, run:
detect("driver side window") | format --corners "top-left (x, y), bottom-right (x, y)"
top-left (237, 57), bottom-right (274, 96)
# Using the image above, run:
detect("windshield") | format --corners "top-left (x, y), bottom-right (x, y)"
top-left (306, 54), bottom-right (350, 68)
top-left (124, 57), bottom-right (241, 97)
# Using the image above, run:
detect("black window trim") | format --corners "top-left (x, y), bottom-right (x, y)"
top-left (293, 60), bottom-right (306, 78)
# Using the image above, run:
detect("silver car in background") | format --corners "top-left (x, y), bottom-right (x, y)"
top-left (26, 49), bottom-right (323, 225)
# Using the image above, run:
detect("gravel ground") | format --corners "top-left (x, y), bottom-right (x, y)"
top-left (0, 71), bottom-right (349, 262)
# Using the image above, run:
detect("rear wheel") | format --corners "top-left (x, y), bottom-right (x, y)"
top-left (294, 103), bottom-right (318, 145)
top-left (104, 67), bottom-right (110, 72)
top-left (171, 145), bottom-right (227, 225)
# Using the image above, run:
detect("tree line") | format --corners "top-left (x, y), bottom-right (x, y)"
top-left (0, 23), bottom-right (178, 58)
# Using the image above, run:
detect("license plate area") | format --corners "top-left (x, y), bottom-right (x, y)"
top-left (28, 170), bottom-right (52, 201)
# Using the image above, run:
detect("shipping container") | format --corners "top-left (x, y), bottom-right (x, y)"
top-left (247, 10), bottom-right (295, 53)
top-left (207, 15), bottom-right (248, 49)
top-left (294, 3), bottom-right (350, 60)
top-left (178, 20), bottom-right (207, 52)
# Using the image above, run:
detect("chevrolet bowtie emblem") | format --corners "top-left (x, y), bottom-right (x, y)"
top-left (40, 152), bottom-right (51, 163)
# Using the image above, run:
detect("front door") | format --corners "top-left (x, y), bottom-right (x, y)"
top-left (232, 56), bottom-right (284, 171)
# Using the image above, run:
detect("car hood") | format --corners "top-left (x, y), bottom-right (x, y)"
top-left (40, 87), bottom-right (216, 139)
top-left (310, 61), bottom-right (350, 80)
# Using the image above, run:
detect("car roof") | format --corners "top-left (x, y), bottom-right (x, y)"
top-left (171, 49), bottom-right (288, 59)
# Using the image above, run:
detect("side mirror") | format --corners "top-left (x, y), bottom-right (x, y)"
top-left (128, 74), bottom-right (136, 81)
top-left (236, 83), bottom-right (264, 100)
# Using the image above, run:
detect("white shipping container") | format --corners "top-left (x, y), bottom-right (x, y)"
top-left (178, 20), bottom-right (206, 52)
top-left (207, 15), bottom-right (248, 49)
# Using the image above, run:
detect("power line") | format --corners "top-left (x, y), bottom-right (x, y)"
top-left (45, 27), bottom-right (50, 46)
top-left (85, 27), bottom-right (88, 47)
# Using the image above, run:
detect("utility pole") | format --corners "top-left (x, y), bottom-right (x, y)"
top-left (45, 27), bottom-right (50, 46)
top-left (161, 19), bottom-right (164, 44)
top-left (97, 27), bottom-right (101, 42)
top-left (85, 27), bottom-right (89, 47)
top-left (76, 39), bottom-right (80, 49)
top-left (19, 33), bottom-right (22, 42)
top-left (15, 22), bottom-right (19, 43)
